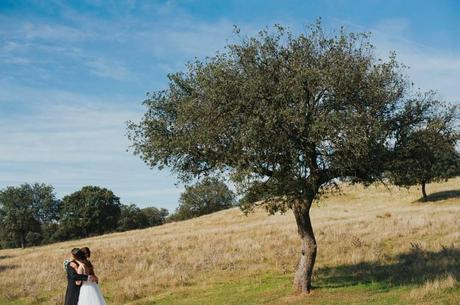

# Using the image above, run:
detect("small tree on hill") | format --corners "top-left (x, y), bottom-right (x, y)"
top-left (127, 22), bottom-right (441, 292)
top-left (171, 177), bottom-right (235, 221)
top-left (389, 103), bottom-right (460, 199)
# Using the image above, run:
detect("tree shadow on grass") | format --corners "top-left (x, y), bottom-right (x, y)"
top-left (0, 255), bottom-right (16, 272)
top-left (0, 264), bottom-right (17, 273)
top-left (315, 246), bottom-right (459, 289)
top-left (417, 190), bottom-right (460, 202)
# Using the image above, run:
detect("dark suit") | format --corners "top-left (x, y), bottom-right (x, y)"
top-left (64, 261), bottom-right (89, 305)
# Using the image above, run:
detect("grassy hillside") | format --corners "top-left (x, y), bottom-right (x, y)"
top-left (1, 179), bottom-right (459, 305)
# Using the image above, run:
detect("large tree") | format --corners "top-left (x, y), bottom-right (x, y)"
top-left (127, 23), bottom-right (438, 292)
top-left (389, 101), bottom-right (460, 199)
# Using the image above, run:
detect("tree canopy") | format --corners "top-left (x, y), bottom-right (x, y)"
top-left (0, 183), bottom-right (60, 248)
top-left (127, 22), bottom-right (453, 292)
top-left (59, 185), bottom-right (122, 239)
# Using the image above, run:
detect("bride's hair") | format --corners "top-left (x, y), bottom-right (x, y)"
top-left (81, 247), bottom-right (91, 259)
top-left (80, 247), bottom-right (94, 275)
top-left (82, 259), bottom-right (95, 276)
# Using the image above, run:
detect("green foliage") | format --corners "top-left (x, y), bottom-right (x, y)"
top-left (142, 206), bottom-right (169, 226)
top-left (117, 204), bottom-right (169, 231)
top-left (40, 222), bottom-right (61, 244)
top-left (59, 186), bottom-right (121, 239)
top-left (30, 183), bottom-right (61, 224)
top-left (0, 182), bottom-right (169, 248)
top-left (0, 183), bottom-right (169, 248)
top-left (170, 177), bottom-right (235, 221)
top-left (389, 101), bottom-right (460, 197)
top-left (0, 183), bottom-right (60, 248)
top-left (117, 204), bottom-right (149, 231)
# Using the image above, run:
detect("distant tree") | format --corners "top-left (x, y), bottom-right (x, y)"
top-left (389, 103), bottom-right (460, 199)
top-left (118, 204), bottom-right (169, 231)
top-left (59, 186), bottom-right (121, 239)
top-left (0, 185), bottom-right (39, 248)
top-left (30, 183), bottom-right (61, 244)
top-left (40, 222), bottom-right (61, 244)
top-left (31, 183), bottom-right (61, 224)
top-left (117, 204), bottom-right (149, 231)
top-left (0, 183), bottom-right (59, 248)
top-left (142, 207), bottom-right (169, 226)
top-left (169, 178), bottom-right (235, 221)
top-left (127, 22), bottom-right (440, 292)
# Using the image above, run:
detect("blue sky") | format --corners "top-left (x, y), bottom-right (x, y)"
top-left (1, 0), bottom-right (459, 210)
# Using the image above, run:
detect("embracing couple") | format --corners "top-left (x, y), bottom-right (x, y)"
top-left (64, 247), bottom-right (107, 305)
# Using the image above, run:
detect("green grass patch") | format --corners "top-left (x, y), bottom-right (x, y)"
top-left (120, 271), bottom-right (458, 305)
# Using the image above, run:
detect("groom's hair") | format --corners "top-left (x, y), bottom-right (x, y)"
top-left (81, 247), bottom-right (91, 258)
top-left (71, 248), bottom-right (80, 256)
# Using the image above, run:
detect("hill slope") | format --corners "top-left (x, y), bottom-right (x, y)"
top-left (1, 179), bottom-right (459, 305)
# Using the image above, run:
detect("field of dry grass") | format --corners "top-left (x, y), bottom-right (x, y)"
top-left (0, 178), bottom-right (459, 305)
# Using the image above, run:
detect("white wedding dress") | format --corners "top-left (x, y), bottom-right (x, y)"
top-left (77, 266), bottom-right (107, 305)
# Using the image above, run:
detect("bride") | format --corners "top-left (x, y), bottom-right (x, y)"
top-left (75, 247), bottom-right (107, 305)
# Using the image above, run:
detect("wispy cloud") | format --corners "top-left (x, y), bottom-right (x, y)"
top-left (0, 79), bottom-right (137, 164)
top-left (86, 58), bottom-right (134, 81)
top-left (0, 14), bottom-right (136, 83)
top-left (0, 80), bottom-right (178, 208)
top-left (21, 21), bottom-right (93, 41)
top-left (372, 21), bottom-right (460, 103)
top-left (332, 17), bottom-right (460, 103)
top-left (135, 19), bottom-right (240, 58)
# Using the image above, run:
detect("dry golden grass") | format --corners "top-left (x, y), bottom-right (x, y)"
top-left (409, 273), bottom-right (457, 300)
top-left (0, 178), bottom-right (459, 305)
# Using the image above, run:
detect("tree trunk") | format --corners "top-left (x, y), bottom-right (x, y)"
top-left (421, 181), bottom-right (427, 200)
top-left (292, 202), bottom-right (317, 293)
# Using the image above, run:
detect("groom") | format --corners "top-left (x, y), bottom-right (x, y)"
top-left (64, 248), bottom-right (98, 305)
